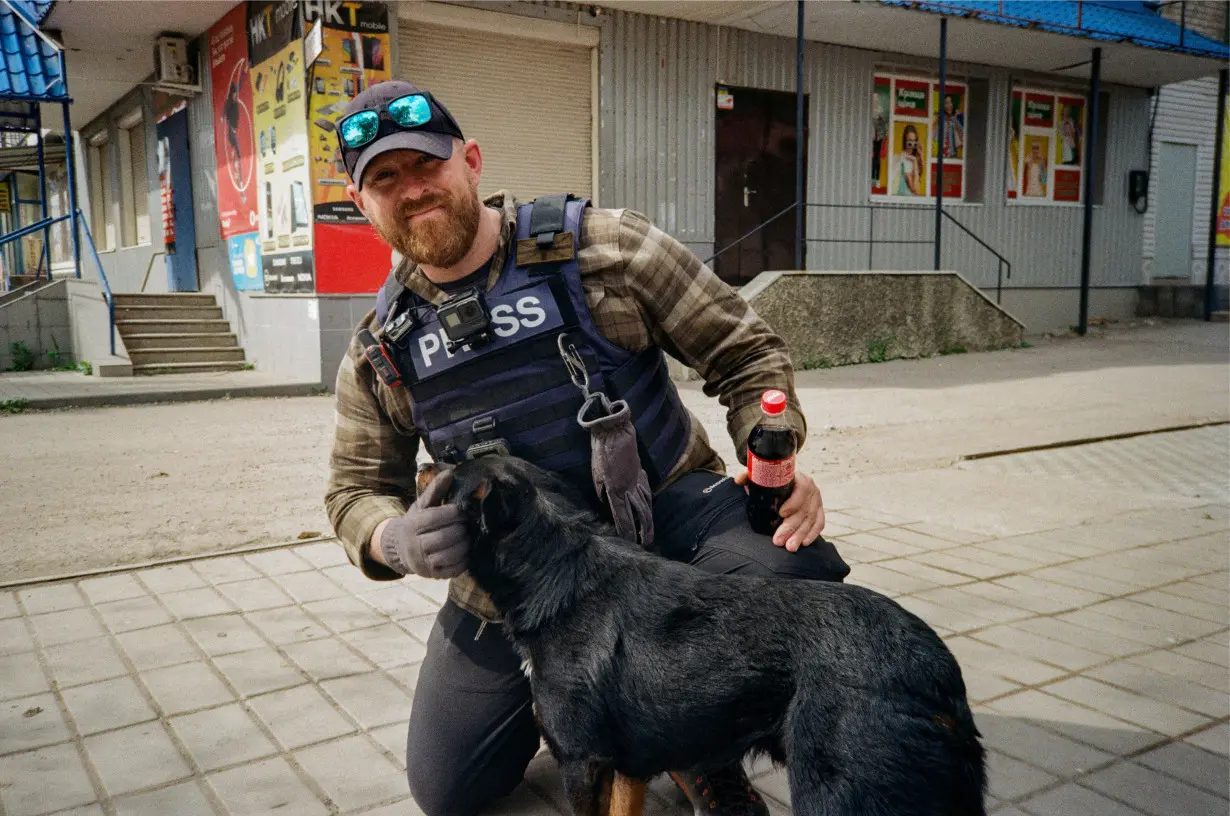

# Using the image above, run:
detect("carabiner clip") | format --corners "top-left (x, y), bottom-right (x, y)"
top-left (557, 333), bottom-right (590, 396)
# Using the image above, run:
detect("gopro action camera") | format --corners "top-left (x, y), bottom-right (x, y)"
top-left (437, 288), bottom-right (491, 353)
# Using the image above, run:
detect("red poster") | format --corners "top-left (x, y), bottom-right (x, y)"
top-left (1053, 169), bottom-right (1082, 202)
top-left (313, 223), bottom-right (395, 294)
top-left (1024, 93), bottom-right (1054, 128)
top-left (894, 79), bottom-right (930, 118)
top-left (209, 3), bottom-right (258, 239)
top-left (929, 163), bottom-right (963, 199)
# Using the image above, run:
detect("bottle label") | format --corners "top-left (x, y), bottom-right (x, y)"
top-left (747, 450), bottom-right (795, 487)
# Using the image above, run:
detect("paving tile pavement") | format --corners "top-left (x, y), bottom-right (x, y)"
top-left (0, 428), bottom-right (1226, 815)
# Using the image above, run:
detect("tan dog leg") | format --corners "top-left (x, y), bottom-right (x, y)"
top-left (607, 773), bottom-right (646, 816)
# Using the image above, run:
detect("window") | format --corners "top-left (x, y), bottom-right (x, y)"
top-left (87, 132), bottom-right (113, 251)
top-left (872, 72), bottom-right (970, 201)
top-left (118, 110), bottom-right (150, 246)
top-left (1006, 87), bottom-right (1087, 205)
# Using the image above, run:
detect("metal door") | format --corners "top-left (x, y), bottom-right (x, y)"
top-left (1153, 142), bottom-right (1198, 280)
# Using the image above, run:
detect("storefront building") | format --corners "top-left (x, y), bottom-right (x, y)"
top-left (60, 1), bottom-right (1227, 384)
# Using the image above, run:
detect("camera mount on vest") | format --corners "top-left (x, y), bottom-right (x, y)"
top-left (436, 286), bottom-right (492, 353)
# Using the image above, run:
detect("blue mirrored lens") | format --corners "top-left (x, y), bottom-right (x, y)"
top-left (340, 111), bottom-right (380, 149)
top-left (387, 94), bottom-right (432, 128)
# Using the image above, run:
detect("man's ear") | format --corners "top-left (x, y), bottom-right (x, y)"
top-left (346, 182), bottom-right (367, 218)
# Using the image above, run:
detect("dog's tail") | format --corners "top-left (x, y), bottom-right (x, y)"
top-left (944, 697), bottom-right (988, 816)
top-left (784, 692), bottom-right (987, 816)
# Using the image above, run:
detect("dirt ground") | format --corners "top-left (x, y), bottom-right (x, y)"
top-left (2, 319), bottom-right (1226, 583)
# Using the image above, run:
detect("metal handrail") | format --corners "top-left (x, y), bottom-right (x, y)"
top-left (939, 209), bottom-right (1012, 304)
top-left (702, 200), bottom-right (1012, 303)
top-left (702, 201), bottom-right (799, 266)
top-left (74, 208), bottom-right (116, 357)
top-left (0, 212), bottom-right (70, 248)
top-left (0, 213), bottom-right (70, 284)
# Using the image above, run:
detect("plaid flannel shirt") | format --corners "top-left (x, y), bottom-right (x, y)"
top-left (325, 191), bottom-right (807, 621)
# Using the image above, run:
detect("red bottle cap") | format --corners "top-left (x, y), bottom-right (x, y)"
top-left (761, 389), bottom-right (787, 415)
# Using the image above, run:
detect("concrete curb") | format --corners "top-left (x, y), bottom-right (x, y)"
top-left (14, 382), bottom-right (324, 410)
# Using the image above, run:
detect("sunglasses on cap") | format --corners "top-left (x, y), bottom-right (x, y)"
top-left (337, 92), bottom-right (453, 151)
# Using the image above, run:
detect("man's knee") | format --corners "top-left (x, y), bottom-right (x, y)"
top-left (693, 526), bottom-right (851, 583)
top-left (405, 712), bottom-right (539, 816)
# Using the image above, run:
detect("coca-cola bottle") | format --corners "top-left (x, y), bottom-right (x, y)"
top-left (746, 389), bottom-right (797, 535)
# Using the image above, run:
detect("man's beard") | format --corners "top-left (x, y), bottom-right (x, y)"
top-left (372, 175), bottom-right (482, 268)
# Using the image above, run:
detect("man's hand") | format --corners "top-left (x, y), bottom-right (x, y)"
top-left (734, 470), bottom-right (826, 552)
top-left (369, 468), bottom-right (470, 579)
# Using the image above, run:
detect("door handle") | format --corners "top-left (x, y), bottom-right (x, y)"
top-left (743, 186), bottom-right (757, 207)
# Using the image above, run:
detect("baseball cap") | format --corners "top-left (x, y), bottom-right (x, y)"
top-left (338, 80), bottom-right (465, 189)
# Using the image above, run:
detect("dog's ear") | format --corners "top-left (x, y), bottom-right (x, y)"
top-left (470, 479), bottom-right (493, 535)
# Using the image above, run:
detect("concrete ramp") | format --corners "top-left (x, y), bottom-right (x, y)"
top-left (740, 270), bottom-right (1024, 368)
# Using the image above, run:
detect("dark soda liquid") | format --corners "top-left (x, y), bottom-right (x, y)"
top-left (746, 421), bottom-right (796, 535)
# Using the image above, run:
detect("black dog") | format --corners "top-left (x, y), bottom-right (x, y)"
top-left (432, 455), bottom-right (987, 816)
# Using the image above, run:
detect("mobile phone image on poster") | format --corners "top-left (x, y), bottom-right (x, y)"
top-left (305, 3), bottom-right (392, 224)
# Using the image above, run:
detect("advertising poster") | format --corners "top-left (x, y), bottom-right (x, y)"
top-left (891, 120), bottom-right (928, 197)
top-left (894, 79), bottom-right (929, 117)
top-left (1021, 135), bottom-right (1050, 199)
top-left (1217, 103), bottom-right (1229, 247)
top-left (228, 233), bottom-right (263, 290)
top-left (930, 163), bottom-right (963, 198)
top-left (1055, 96), bottom-right (1084, 166)
top-left (1024, 93), bottom-right (1054, 129)
top-left (249, 0), bottom-right (314, 293)
top-left (305, 2), bottom-right (391, 223)
top-left (873, 73), bottom-right (963, 200)
top-left (1011, 87), bottom-right (1085, 205)
top-left (209, 3), bottom-right (259, 241)
top-left (930, 85), bottom-right (966, 160)
top-left (871, 77), bottom-right (890, 196)
top-left (1007, 91), bottom-right (1022, 198)
top-left (1053, 169), bottom-right (1081, 203)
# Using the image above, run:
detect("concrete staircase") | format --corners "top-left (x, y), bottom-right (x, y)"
top-left (113, 293), bottom-right (246, 375)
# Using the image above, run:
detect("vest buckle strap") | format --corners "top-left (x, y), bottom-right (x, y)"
top-left (466, 416), bottom-right (509, 459)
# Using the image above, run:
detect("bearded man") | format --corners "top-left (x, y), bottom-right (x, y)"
top-left (325, 80), bottom-right (849, 816)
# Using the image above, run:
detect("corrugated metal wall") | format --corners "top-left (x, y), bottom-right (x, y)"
top-left (1142, 75), bottom-right (1219, 277)
top-left (596, 5), bottom-right (1150, 289)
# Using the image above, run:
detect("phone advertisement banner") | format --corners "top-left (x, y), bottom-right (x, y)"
top-left (1218, 103), bottom-right (1229, 247)
top-left (249, 1), bottom-right (314, 293)
top-left (305, 2), bottom-right (391, 224)
top-left (228, 233), bottom-right (264, 291)
top-left (209, 3), bottom-right (259, 242)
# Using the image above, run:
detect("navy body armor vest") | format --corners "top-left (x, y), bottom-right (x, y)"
top-left (372, 195), bottom-right (692, 493)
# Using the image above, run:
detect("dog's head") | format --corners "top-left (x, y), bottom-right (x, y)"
top-left (417, 456), bottom-right (597, 601)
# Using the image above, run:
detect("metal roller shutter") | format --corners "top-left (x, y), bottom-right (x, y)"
top-left (397, 19), bottom-right (592, 201)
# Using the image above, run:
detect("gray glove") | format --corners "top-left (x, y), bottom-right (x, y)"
top-left (378, 466), bottom-right (469, 579)
top-left (579, 396), bottom-right (655, 549)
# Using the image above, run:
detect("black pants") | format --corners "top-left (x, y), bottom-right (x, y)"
top-left (404, 471), bottom-right (850, 816)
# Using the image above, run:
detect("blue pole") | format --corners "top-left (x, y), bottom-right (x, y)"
top-left (1078, 47), bottom-right (1101, 336)
top-left (61, 97), bottom-right (80, 278)
top-left (33, 103), bottom-right (50, 279)
top-left (934, 17), bottom-right (947, 271)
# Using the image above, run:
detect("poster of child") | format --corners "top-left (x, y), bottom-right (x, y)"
top-left (931, 89), bottom-right (965, 159)
top-left (1007, 94), bottom-right (1021, 197)
top-left (1056, 100), bottom-right (1083, 166)
top-left (893, 121), bottom-right (927, 197)
top-left (1023, 135), bottom-right (1050, 198)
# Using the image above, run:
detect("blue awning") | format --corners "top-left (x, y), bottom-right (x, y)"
top-left (882, 1), bottom-right (1229, 60)
top-left (0, 0), bottom-right (64, 102)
